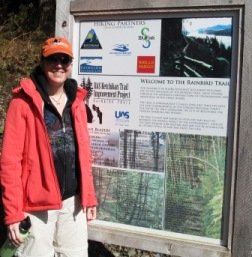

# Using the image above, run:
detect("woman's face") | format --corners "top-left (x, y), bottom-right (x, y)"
top-left (42, 54), bottom-right (73, 88)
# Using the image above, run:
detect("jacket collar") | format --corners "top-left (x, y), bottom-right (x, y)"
top-left (30, 66), bottom-right (81, 104)
top-left (12, 66), bottom-right (87, 109)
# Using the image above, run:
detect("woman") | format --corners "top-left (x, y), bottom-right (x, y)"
top-left (0, 37), bottom-right (97, 257)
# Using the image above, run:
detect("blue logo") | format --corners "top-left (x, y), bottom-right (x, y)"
top-left (80, 57), bottom-right (102, 73)
top-left (115, 111), bottom-right (129, 119)
top-left (110, 44), bottom-right (131, 56)
top-left (113, 44), bottom-right (129, 52)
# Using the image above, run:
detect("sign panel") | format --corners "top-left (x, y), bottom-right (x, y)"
top-left (79, 20), bottom-right (161, 75)
top-left (77, 16), bottom-right (233, 240)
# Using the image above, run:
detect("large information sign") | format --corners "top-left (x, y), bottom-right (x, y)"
top-left (77, 16), bottom-right (233, 240)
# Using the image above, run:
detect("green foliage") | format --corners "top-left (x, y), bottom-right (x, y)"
top-left (201, 148), bottom-right (226, 238)
top-left (94, 170), bottom-right (164, 230)
top-left (1, 4), bottom-right (39, 39)
top-left (165, 181), bottom-right (203, 235)
top-left (0, 0), bottom-right (56, 140)
top-left (0, 31), bottom-right (45, 129)
top-left (165, 134), bottom-right (226, 239)
top-left (203, 186), bottom-right (223, 237)
top-left (95, 134), bottom-right (227, 239)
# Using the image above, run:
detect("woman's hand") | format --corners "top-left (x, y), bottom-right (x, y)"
top-left (7, 221), bottom-right (24, 246)
top-left (83, 206), bottom-right (97, 223)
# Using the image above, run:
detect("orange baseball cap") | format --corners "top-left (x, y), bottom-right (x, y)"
top-left (41, 37), bottom-right (73, 58)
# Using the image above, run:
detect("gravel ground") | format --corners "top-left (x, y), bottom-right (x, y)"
top-left (88, 240), bottom-right (172, 257)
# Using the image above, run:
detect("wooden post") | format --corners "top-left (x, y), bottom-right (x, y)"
top-left (232, 0), bottom-right (252, 256)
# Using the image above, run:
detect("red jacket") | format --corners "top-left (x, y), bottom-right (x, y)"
top-left (0, 78), bottom-right (97, 225)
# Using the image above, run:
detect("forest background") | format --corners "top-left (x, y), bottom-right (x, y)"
top-left (0, 0), bottom-right (56, 135)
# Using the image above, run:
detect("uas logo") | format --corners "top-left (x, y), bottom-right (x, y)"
top-left (115, 111), bottom-right (129, 119)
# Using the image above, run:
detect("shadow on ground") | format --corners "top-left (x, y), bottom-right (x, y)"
top-left (88, 240), bottom-right (115, 257)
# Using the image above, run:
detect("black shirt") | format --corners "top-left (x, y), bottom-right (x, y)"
top-left (30, 66), bottom-right (80, 200)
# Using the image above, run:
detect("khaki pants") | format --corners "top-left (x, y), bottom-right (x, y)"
top-left (15, 196), bottom-right (88, 257)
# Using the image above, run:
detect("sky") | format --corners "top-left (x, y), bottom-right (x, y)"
top-left (182, 17), bottom-right (232, 33)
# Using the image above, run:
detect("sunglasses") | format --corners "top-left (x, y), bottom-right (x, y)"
top-left (44, 55), bottom-right (73, 65)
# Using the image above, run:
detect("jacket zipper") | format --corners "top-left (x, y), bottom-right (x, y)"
top-left (61, 116), bottom-right (67, 197)
top-left (41, 102), bottom-right (63, 206)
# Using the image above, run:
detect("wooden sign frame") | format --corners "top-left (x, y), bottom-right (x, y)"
top-left (55, 1), bottom-right (251, 256)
